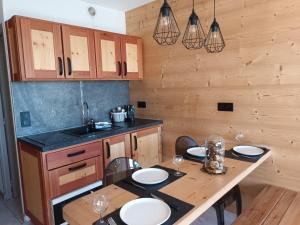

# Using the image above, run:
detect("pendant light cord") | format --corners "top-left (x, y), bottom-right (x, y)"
top-left (214, 0), bottom-right (216, 19)
top-left (193, 0), bottom-right (195, 10)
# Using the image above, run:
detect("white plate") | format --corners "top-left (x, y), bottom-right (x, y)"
top-left (120, 198), bottom-right (171, 225)
top-left (233, 146), bottom-right (264, 156)
top-left (132, 168), bottom-right (169, 185)
top-left (186, 147), bottom-right (207, 157)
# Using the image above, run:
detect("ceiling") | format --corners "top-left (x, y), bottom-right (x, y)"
top-left (82, 0), bottom-right (156, 12)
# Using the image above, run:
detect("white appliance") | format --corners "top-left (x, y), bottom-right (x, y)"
top-left (51, 181), bottom-right (102, 225)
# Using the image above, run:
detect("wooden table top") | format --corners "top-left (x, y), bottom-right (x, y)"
top-left (63, 151), bottom-right (271, 225)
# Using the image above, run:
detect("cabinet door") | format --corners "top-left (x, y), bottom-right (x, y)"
top-left (121, 36), bottom-right (143, 80)
top-left (20, 18), bottom-right (64, 80)
top-left (95, 31), bottom-right (122, 79)
top-left (103, 134), bottom-right (131, 168)
top-left (62, 25), bottom-right (96, 79)
top-left (131, 127), bottom-right (162, 168)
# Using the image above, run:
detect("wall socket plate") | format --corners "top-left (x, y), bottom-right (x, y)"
top-left (20, 111), bottom-right (31, 127)
top-left (218, 103), bottom-right (234, 112)
top-left (137, 101), bottom-right (147, 108)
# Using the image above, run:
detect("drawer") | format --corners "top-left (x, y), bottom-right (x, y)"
top-left (46, 141), bottom-right (102, 170)
top-left (49, 156), bottom-right (103, 198)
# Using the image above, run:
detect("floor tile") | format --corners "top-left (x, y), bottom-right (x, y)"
top-left (0, 200), bottom-right (22, 225)
top-left (191, 207), bottom-right (236, 225)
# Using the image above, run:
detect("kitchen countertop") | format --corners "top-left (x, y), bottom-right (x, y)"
top-left (18, 118), bottom-right (163, 152)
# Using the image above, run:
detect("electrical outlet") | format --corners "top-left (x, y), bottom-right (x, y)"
top-left (218, 103), bottom-right (234, 112)
top-left (20, 111), bottom-right (31, 127)
top-left (137, 101), bottom-right (147, 108)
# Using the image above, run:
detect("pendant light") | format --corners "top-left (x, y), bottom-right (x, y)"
top-left (182, 0), bottom-right (206, 49)
top-left (205, 0), bottom-right (225, 53)
top-left (153, 0), bottom-right (180, 45)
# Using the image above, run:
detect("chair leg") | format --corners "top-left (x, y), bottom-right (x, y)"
top-left (213, 202), bottom-right (225, 225)
top-left (235, 185), bottom-right (242, 216)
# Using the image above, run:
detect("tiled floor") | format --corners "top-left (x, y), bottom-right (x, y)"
top-left (0, 197), bottom-right (235, 225)
top-left (0, 197), bottom-right (32, 225)
top-left (192, 207), bottom-right (236, 225)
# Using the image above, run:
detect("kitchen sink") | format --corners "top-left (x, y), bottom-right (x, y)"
top-left (63, 125), bottom-right (121, 137)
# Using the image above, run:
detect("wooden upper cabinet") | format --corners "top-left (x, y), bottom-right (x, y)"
top-left (19, 17), bottom-right (64, 80)
top-left (62, 25), bottom-right (96, 79)
top-left (121, 36), bottom-right (143, 80)
top-left (95, 31), bottom-right (122, 79)
top-left (6, 16), bottom-right (143, 81)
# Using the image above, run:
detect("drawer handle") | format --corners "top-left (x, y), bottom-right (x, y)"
top-left (67, 150), bottom-right (86, 157)
top-left (134, 136), bottom-right (138, 151)
top-left (106, 142), bottom-right (111, 159)
top-left (68, 163), bottom-right (87, 171)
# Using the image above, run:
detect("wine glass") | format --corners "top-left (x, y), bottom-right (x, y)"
top-left (235, 132), bottom-right (245, 145)
top-left (92, 195), bottom-right (108, 224)
top-left (172, 155), bottom-right (184, 176)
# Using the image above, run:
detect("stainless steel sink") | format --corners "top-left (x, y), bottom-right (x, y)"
top-left (63, 125), bottom-right (121, 137)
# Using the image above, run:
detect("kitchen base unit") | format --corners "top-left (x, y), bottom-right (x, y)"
top-left (17, 120), bottom-right (163, 225)
top-left (18, 140), bottom-right (103, 225)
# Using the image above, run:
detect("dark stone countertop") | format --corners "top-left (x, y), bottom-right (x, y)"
top-left (18, 118), bottom-right (163, 152)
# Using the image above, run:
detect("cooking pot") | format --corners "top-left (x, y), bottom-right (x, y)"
top-left (111, 111), bottom-right (127, 122)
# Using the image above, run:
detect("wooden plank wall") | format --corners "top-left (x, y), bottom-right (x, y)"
top-left (126, 0), bottom-right (300, 191)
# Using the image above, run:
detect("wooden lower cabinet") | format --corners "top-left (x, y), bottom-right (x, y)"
top-left (131, 126), bottom-right (162, 168)
top-left (49, 156), bottom-right (102, 198)
top-left (18, 125), bottom-right (162, 225)
top-left (103, 133), bottom-right (132, 168)
top-left (18, 140), bottom-right (103, 225)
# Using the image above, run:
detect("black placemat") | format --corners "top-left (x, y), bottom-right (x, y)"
top-left (183, 152), bottom-right (205, 164)
top-left (225, 147), bottom-right (270, 163)
top-left (94, 191), bottom-right (194, 225)
top-left (114, 165), bottom-right (186, 196)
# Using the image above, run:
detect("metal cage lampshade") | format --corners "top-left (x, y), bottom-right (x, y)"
top-left (182, 1), bottom-right (206, 49)
top-left (153, 0), bottom-right (180, 45)
top-left (205, 18), bottom-right (225, 53)
top-left (205, 0), bottom-right (225, 53)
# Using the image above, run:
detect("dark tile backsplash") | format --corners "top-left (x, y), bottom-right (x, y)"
top-left (12, 81), bottom-right (129, 137)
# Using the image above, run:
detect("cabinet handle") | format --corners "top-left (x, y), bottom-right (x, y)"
top-left (67, 57), bottom-right (72, 76)
top-left (134, 135), bottom-right (138, 151)
top-left (117, 61), bottom-right (122, 76)
top-left (58, 57), bottom-right (64, 75)
top-left (123, 62), bottom-right (127, 76)
top-left (106, 142), bottom-right (111, 159)
top-left (68, 163), bottom-right (87, 171)
top-left (67, 150), bottom-right (86, 157)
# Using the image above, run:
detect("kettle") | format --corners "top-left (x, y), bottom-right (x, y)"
top-left (124, 105), bottom-right (135, 122)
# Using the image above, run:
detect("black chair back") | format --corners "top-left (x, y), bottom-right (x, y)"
top-left (104, 157), bottom-right (141, 186)
top-left (175, 136), bottom-right (198, 155)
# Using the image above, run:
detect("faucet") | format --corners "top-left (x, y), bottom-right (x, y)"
top-left (82, 101), bottom-right (90, 126)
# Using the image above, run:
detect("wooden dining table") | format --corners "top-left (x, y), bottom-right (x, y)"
top-left (63, 151), bottom-right (271, 225)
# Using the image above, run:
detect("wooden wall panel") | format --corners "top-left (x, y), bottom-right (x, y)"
top-left (126, 0), bottom-right (300, 191)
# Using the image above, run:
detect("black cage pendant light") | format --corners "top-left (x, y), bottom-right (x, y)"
top-left (205, 0), bottom-right (225, 53)
top-left (153, 0), bottom-right (180, 45)
top-left (182, 0), bottom-right (206, 49)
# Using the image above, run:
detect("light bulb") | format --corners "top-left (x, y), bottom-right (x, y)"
top-left (212, 31), bottom-right (218, 39)
top-left (160, 16), bottom-right (170, 27)
top-left (189, 24), bottom-right (197, 34)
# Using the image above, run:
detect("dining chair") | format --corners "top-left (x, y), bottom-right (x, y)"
top-left (175, 136), bottom-right (242, 225)
top-left (104, 157), bottom-right (141, 186)
top-left (175, 136), bottom-right (199, 155)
